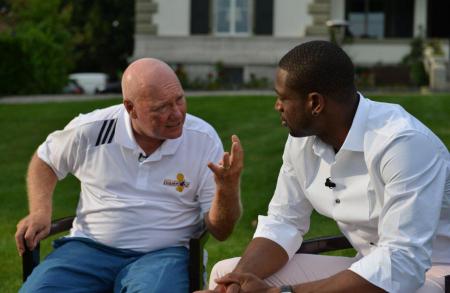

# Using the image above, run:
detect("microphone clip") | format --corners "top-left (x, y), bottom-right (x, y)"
top-left (138, 153), bottom-right (149, 162)
top-left (325, 177), bottom-right (336, 189)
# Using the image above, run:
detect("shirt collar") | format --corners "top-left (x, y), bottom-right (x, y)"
top-left (312, 93), bottom-right (369, 159)
top-left (339, 93), bottom-right (370, 152)
top-left (113, 105), bottom-right (183, 157)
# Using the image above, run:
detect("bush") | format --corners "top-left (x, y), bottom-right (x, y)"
top-left (0, 35), bottom-right (29, 95)
top-left (0, 30), bottom-right (70, 95)
top-left (0, 0), bottom-right (73, 95)
top-left (401, 36), bottom-right (429, 86)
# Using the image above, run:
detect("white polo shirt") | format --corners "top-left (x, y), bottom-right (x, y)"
top-left (37, 104), bottom-right (223, 252)
top-left (254, 94), bottom-right (450, 292)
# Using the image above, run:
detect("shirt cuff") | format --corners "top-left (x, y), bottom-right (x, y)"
top-left (349, 246), bottom-right (397, 292)
top-left (253, 215), bottom-right (302, 259)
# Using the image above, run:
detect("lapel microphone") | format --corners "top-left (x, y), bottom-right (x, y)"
top-left (325, 177), bottom-right (336, 189)
top-left (138, 153), bottom-right (149, 162)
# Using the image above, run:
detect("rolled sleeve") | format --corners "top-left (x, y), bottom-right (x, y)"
top-left (254, 215), bottom-right (303, 259)
top-left (253, 138), bottom-right (313, 259)
top-left (351, 133), bottom-right (448, 292)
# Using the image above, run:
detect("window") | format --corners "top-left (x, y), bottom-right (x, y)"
top-left (214, 0), bottom-right (251, 35)
top-left (346, 0), bottom-right (384, 38)
top-left (346, 0), bottom-right (413, 39)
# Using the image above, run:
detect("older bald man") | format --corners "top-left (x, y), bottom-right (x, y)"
top-left (15, 58), bottom-right (243, 292)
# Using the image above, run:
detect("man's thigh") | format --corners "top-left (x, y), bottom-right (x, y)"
top-left (114, 246), bottom-right (189, 293)
top-left (416, 263), bottom-right (450, 293)
top-left (209, 254), bottom-right (355, 289)
top-left (20, 240), bottom-right (126, 293)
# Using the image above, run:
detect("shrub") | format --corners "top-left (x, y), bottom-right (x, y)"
top-left (0, 0), bottom-right (73, 95)
top-left (0, 35), bottom-right (29, 95)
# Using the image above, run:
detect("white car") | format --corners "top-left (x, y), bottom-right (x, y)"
top-left (69, 73), bottom-right (108, 94)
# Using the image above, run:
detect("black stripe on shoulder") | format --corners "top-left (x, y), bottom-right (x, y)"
top-left (107, 119), bottom-right (118, 144)
top-left (101, 119), bottom-right (115, 145)
top-left (95, 119), bottom-right (118, 146)
top-left (95, 120), bottom-right (108, 146)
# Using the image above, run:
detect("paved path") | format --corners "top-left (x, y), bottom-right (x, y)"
top-left (0, 90), bottom-right (275, 104)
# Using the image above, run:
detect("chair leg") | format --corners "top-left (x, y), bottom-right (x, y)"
top-left (22, 243), bottom-right (40, 282)
top-left (445, 274), bottom-right (449, 293)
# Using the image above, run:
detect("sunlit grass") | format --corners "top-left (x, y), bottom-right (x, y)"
top-left (0, 93), bottom-right (448, 291)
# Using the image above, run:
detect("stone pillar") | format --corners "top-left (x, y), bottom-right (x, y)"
top-left (305, 0), bottom-right (331, 36)
top-left (413, 0), bottom-right (427, 36)
top-left (135, 0), bottom-right (158, 35)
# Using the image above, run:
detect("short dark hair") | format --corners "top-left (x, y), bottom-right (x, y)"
top-left (278, 40), bottom-right (356, 102)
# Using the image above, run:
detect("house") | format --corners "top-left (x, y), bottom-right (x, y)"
top-left (133, 0), bottom-right (449, 88)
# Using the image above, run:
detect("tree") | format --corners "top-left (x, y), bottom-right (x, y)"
top-left (0, 0), bottom-right (73, 94)
top-left (68, 0), bottom-right (134, 80)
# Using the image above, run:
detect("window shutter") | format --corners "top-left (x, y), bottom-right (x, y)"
top-left (190, 0), bottom-right (210, 35)
top-left (254, 0), bottom-right (273, 35)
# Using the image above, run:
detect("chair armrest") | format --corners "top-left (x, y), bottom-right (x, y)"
top-left (22, 216), bottom-right (75, 282)
top-left (49, 216), bottom-right (75, 236)
top-left (297, 235), bottom-right (352, 254)
top-left (189, 230), bottom-right (209, 292)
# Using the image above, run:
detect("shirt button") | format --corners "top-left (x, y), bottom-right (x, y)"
top-left (335, 199), bottom-right (340, 204)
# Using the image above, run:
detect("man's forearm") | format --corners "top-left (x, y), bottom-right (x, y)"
top-left (206, 185), bottom-right (241, 241)
top-left (234, 237), bottom-right (289, 278)
top-left (27, 153), bottom-right (57, 215)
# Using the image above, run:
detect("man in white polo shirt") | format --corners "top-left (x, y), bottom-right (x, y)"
top-left (15, 58), bottom-right (243, 292)
top-left (204, 41), bottom-right (449, 293)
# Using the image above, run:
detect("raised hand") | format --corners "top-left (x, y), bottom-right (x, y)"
top-left (208, 134), bottom-right (244, 188)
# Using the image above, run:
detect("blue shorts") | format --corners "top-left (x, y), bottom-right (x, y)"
top-left (20, 237), bottom-right (189, 293)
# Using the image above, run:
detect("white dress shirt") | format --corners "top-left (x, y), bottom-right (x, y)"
top-left (38, 104), bottom-right (223, 252)
top-left (254, 94), bottom-right (450, 292)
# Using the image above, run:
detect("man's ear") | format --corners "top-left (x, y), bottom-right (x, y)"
top-left (124, 100), bottom-right (137, 118)
top-left (307, 92), bottom-right (325, 115)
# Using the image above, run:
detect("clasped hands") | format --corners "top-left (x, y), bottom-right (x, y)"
top-left (195, 272), bottom-right (279, 293)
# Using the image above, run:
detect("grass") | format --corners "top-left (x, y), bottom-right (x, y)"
top-left (0, 93), bottom-right (449, 292)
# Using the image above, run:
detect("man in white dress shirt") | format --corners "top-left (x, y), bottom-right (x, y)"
top-left (15, 58), bottom-right (243, 292)
top-left (204, 41), bottom-right (449, 293)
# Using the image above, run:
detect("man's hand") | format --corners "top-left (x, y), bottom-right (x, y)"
top-left (208, 134), bottom-right (244, 188)
top-left (15, 212), bottom-right (51, 256)
top-left (205, 135), bottom-right (244, 241)
top-left (194, 272), bottom-right (278, 293)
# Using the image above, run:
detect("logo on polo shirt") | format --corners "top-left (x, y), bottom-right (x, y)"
top-left (163, 173), bottom-right (190, 192)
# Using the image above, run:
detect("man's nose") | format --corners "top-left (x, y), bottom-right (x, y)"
top-left (171, 104), bottom-right (184, 119)
top-left (274, 99), bottom-right (282, 112)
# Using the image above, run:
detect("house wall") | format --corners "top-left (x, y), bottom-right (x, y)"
top-left (342, 40), bottom-right (411, 65)
top-left (153, 0), bottom-right (190, 36)
top-left (274, 0), bottom-right (313, 37)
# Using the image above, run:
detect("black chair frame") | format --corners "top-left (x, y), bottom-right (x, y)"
top-left (297, 235), bottom-right (449, 293)
top-left (22, 216), bottom-right (209, 292)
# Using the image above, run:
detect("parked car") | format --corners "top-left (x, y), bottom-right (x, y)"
top-left (98, 81), bottom-right (122, 94)
top-left (69, 73), bottom-right (108, 94)
top-left (62, 79), bottom-right (84, 94)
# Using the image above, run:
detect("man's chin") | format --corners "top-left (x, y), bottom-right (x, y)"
top-left (164, 128), bottom-right (183, 139)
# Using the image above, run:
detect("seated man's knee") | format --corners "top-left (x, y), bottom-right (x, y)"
top-left (209, 257), bottom-right (241, 289)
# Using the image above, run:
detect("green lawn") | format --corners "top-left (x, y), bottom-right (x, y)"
top-left (0, 93), bottom-right (449, 292)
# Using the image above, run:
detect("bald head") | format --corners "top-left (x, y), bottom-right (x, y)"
top-left (121, 58), bottom-right (182, 102)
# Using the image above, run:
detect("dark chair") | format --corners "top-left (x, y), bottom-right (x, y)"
top-left (297, 235), bottom-right (449, 293)
top-left (22, 216), bottom-right (209, 292)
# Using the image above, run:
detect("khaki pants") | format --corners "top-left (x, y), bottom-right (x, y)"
top-left (210, 254), bottom-right (450, 293)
